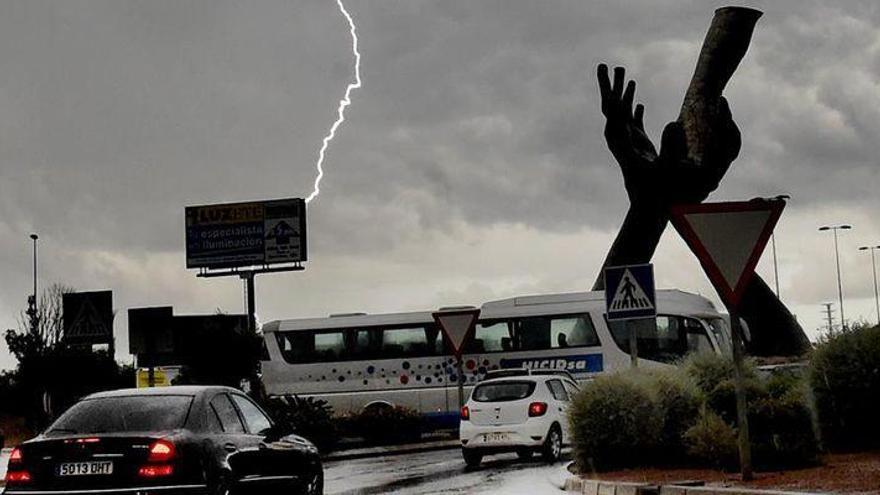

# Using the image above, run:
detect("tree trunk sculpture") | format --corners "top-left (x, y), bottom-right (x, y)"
top-left (592, 7), bottom-right (810, 356)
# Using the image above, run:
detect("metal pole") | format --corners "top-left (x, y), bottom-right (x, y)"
top-left (771, 234), bottom-right (780, 297)
top-left (245, 272), bottom-right (256, 335)
top-left (456, 359), bottom-right (465, 408)
top-left (628, 320), bottom-right (639, 368)
top-left (873, 248), bottom-right (880, 326)
top-left (729, 308), bottom-right (753, 481)
top-left (30, 234), bottom-right (38, 335)
top-left (833, 228), bottom-right (845, 330)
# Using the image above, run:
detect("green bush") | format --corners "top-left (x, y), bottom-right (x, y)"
top-left (568, 352), bottom-right (820, 473)
top-left (748, 384), bottom-right (819, 468)
top-left (683, 407), bottom-right (738, 469)
top-left (652, 370), bottom-right (701, 464)
top-left (809, 324), bottom-right (880, 450)
top-left (568, 373), bottom-right (661, 471)
top-left (343, 404), bottom-right (423, 445)
top-left (264, 396), bottom-right (339, 453)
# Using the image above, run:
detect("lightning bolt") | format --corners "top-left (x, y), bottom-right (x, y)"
top-left (305, 0), bottom-right (362, 204)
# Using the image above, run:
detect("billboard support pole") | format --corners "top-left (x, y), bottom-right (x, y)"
top-left (242, 272), bottom-right (256, 335)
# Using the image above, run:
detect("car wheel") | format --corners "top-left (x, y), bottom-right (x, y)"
top-left (303, 469), bottom-right (324, 495)
top-left (541, 425), bottom-right (562, 463)
top-left (462, 448), bottom-right (483, 468)
top-left (211, 477), bottom-right (234, 495)
top-left (516, 448), bottom-right (534, 460)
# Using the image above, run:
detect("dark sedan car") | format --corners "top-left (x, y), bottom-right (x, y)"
top-left (3, 385), bottom-right (323, 495)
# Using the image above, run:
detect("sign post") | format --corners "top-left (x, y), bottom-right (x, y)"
top-left (670, 198), bottom-right (786, 481)
top-left (433, 308), bottom-right (481, 409)
top-left (604, 263), bottom-right (657, 368)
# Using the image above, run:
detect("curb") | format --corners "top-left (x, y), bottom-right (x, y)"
top-left (564, 478), bottom-right (825, 495)
top-left (323, 439), bottom-right (460, 462)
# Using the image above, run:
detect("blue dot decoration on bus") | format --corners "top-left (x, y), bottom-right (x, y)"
top-left (367, 366), bottom-right (375, 374)
top-left (425, 377), bottom-right (432, 384)
top-left (338, 376), bottom-right (345, 382)
top-left (362, 380), bottom-right (368, 385)
top-left (402, 361), bottom-right (410, 370)
top-left (478, 366), bottom-right (487, 374)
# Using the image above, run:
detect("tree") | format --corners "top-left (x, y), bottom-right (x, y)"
top-left (5, 283), bottom-right (74, 362)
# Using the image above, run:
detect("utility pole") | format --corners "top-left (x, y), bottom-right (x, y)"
top-left (821, 303), bottom-right (835, 335)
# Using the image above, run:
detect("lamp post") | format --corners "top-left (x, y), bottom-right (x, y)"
top-left (770, 195), bottom-right (790, 298)
top-left (858, 245), bottom-right (880, 326)
top-left (819, 225), bottom-right (852, 330)
top-left (29, 233), bottom-right (39, 335)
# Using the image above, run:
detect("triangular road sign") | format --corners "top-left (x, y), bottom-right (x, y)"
top-left (670, 199), bottom-right (785, 308)
top-left (433, 308), bottom-right (481, 359)
top-left (609, 268), bottom-right (654, 311)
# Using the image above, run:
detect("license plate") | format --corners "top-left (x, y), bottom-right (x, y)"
top-left (483, 432), bottom-right (509, 443)
top-left (58, 461), bottom-right (114, 476)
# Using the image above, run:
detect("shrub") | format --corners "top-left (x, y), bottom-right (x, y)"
top-left (264, 396), bottom-right (339, 453)
top-left (809, 324), bottom-right (880, 450)
top-left (651, 370), bottom-right (701, 464)
top-left (344, 404), bottom-right (423, 445)
top-left (683, 407), bottom-right (738, 469)
top-left (568, 373), bottom-right (661, 472)
top-left (748, 384), bottom-right (819, 469)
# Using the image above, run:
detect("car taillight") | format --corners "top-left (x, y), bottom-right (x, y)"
top-left (460, 406), bottom-right (470, 421)
top-left (528, 402), bottom-right (548, 417)
top-left (147, 439), bottom-right (176, 462)
top-left (138, 465), bottom-right (174, 478)
top-left (9, 447), bottom-right (23, 464)
top-left (5, 470), bottom-right (32, 484)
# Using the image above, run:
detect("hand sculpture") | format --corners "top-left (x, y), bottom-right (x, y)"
top-left (593, 64), bottom-right (809, 356)
top-left (598, 64), bottom-right (741, 208)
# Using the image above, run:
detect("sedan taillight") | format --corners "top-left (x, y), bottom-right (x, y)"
top-left (460, 406), bottom-right (470, 421)
top-left (147, 439), bottom-right (176, 462)
top-left (5, 470), bottom-right (33, 484)
top-left (528, 401), bottom-right (548, 417)
top-left (138, 439), bottom-right (176, 478)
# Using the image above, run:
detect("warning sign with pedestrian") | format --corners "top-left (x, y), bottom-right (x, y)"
top-left (604, 264), bottom-right (656, 321)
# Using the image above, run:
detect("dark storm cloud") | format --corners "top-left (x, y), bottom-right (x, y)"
top-left (2, 0), bottom-right (880, 368)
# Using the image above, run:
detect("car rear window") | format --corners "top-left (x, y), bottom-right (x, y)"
top-left (472, 381), bottom-right (536, 402)
top-left (47, 395), bottom-right (193, 435)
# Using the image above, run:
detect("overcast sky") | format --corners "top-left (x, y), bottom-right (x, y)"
top-left (2, 0), bottom-right (879, 370)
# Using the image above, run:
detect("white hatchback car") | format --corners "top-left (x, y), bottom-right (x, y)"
top-left (458, 372), bottom-right (579, 467)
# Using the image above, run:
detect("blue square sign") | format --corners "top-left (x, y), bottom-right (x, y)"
top-left (604, 263), bottom-right (656, 321)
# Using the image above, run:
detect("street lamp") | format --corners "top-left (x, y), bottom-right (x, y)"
top-left (29, 233), bottom-right (39, 335)
top-left (858, 245), bottom-right (880, 326)
top-left (770, 195), bottom-right (790, 298)
top-left (819, 224), bottom-right (852, 330)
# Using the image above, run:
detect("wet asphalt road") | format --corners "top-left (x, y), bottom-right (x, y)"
top-left (324, 447), bottom-right (571, 495)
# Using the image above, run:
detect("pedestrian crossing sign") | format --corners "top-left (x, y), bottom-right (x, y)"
top-left (604, 263), bottom-right (656, 321)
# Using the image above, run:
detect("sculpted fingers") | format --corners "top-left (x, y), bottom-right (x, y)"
top-left (622, 80), bottom-right (636, 116)
top-left (634, 104), bottom-right (645, 131)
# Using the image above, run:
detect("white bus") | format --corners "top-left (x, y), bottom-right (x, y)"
top-left (261, 289), bottom-right (729, 426)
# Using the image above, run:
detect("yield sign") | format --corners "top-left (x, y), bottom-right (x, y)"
top-left (433, 308), bottom-right (481, 359)
top-left (670, 199), bottom-right (785, 308)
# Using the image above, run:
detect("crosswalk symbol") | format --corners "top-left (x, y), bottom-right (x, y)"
top-left (604, 263), bottom-right (656, 321)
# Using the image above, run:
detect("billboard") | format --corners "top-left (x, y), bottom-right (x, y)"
top-left (63, 290), bottom-right (114, 345)
top-left (185, 198), bottom-right (307, 269)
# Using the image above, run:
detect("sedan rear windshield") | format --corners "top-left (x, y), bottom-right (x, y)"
top-left (472, 381), bottom-right (536, 402)
top-left (47, 395), bottom-right (193, 435)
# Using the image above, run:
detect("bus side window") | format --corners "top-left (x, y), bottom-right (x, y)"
top-left (315, 331), bottom-right (346, 361)
top-left (276, 332), bottom-right (315, 364)
top-left (519, 317), bottom-right (551, 350)
top-left (684, 318), bottom-right (714, 354)
top-left (467, 322), bottom-right (511, 353)
top-left (551, 316), bottom-right (600, 348)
